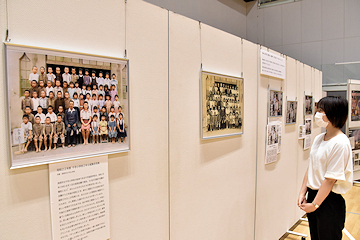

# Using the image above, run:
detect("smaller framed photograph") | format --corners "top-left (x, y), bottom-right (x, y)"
top-left (269, 90), bottom-right (283, 117)
top-left (349, 128), bottom-right (360, 150)
top-left (305, 118), bottom-right (312, 135)
top-left (304, 95), bottom-right (313, 115)
top-left (298, 125), bottom-right (305, 139)
top-left (352, 149), bottom-right (360, 171)
top-left (285, 100), bottom-right (297, 125)
top-left (348, 81), bottom-right (360, 128)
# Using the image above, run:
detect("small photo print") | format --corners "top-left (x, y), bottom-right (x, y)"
top-left (351, 91), bottom-right (360, 121)
top-left (305, 118), bottom-right (312, 135)
top-left (202, 71), bottom-right (244, 139)
top-left (305, 95), bottom-right (313, 115)
top-left (349, 129), bottom-right (360, 150)
top-left (267, 124), bottom-right (280, 145)
top-left (269, 90), bottom-right (283, 117)
top-left (286, 101), bottom-right (297, 125)
top-left (298, 125), bottom-right (305, 139)
top-left (355, 153), bottom-right (359, 159)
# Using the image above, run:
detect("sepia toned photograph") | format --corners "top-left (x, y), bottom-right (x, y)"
top-left (305, 95), bottom-right (313, 115)
top-left (269, 90), bottom-right (283, 117)
top-left (285, 100), bottom-right (297, 125)
top-left (201, 71), bottom-right (244, 139)
top-left (6, 44), bottom-right (130, 168)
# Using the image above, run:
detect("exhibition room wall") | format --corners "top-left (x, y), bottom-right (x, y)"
top-left (0, 0), bottom-right (322, 240)
top-left (246, 0), bottom-right (360, 85)
top-left (256, 54), bottom-right (322, 239)
top-left (0, 0), bottom-right (169, 239)
top-left (144, 0), bottom-right (247, 39)
top-left (145, 0), bottom-right (360, 85)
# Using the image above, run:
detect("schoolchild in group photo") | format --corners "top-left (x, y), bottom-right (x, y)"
top-left (7, 45), bottom-right (129, 167)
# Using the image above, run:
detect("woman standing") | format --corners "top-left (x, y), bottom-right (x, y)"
top-left (80, 102), bottom-right (92, 145)
top-left (298, 97), bottom-right (353, 240)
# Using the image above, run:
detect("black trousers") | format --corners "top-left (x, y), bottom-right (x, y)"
top-left (307, 188), bottom-right (345, 240)
top-left (66, 125), bottom-right (78, 145)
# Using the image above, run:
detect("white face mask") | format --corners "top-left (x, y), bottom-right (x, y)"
top-left (314, 112), bottom-right (329, 128)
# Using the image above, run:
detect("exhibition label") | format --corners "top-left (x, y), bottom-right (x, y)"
top-left (260, 49), bottom-right (286, 80)
top-left (49, 156), bottom-right (110, 240)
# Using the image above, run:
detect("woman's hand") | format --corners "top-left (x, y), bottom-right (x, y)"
top-left (298, 195), bottom-right (307, 207)
top-left (300, 203), bottom-right (316, 213)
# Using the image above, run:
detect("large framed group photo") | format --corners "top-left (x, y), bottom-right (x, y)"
top-left (5, 43), bottom-right (130, 168)
top-left (201, 71), bottom-right (244, 139)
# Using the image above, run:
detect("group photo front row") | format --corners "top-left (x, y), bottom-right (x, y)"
top-left (20, 66), bottom-right (127, 153)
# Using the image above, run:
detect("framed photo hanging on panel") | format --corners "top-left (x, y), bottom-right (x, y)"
top-left (348, 80), bottom-right (360, 129)
top-left (349, 128), bottom-right (360, 150)
top-left (5, 43), bottom-right (130, 168)
top-left (285, 100), bottom-right (297, 125)
top-left (304, 95), bottom-right (313, 115)
top-left (305, 118), bottom-right (312, 135)
top-left (268, 89), bottom-right (283, 117)
top-left (201, 71), bottom-right (244, 140)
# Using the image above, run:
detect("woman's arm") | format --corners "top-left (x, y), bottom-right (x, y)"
top-left (301, 178), bottom-right (336, 213)
top-left (86, 116), bottom-right (92, 126)
top-left (298, 168), bottom-right (308, 207)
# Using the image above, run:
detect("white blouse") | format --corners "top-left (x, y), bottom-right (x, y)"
top-left (80, 109), bottom-right (92, 120)
top-left (307, 133), bottom-right (353, 194)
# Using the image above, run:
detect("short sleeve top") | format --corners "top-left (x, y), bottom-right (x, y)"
top-left (307, 132), bottom-right (353, 194)
top-left (80, 109), bottom-right (92, 120)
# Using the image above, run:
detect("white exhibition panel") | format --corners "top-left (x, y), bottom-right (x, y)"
top-left (169, 12), bottom-right (256, 239)
top-left (256, 50), bottom-right (299, 240)
top-left (6, 0), bottom-right (126, 58)
top-left (0, 0), bottom-right (169, 239)
top-left (201, 24), bottom-right (243, 77)
top-left (295, 65), bottom-right (322, 220)
top-left (110, 1), bottom-right (169, 239)
top-left (0, 0), bottom-right (326, 239)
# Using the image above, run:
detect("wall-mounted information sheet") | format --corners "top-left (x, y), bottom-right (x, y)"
top-left (49, 156), bottom-right (110, 240)
top-left (260, 49), bottom-right (285, 80)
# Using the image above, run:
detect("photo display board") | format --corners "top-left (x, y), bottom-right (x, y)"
top-left (5, 43), bottom-right (130, 168)
top-left (201, 71), bottom-right (244, 139)
top-left (349, 81), bottom-right (360, 129)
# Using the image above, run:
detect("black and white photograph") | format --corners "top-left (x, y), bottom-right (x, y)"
top-left (285, 100), bottom-right (297, 125)
top-left (201, 71), bottom-right (244, 139)
top-left (305, 118), bottom-right (312, 135)
top-left (269, 90), bottom-right (283, 117)
top-left (6, 44), bottom-right (129, 168)
top-left (265, 121), bottom-right (282, 164)
top-left (267, 124), bottom-right (280, 145)
top-left (305, 95), bottom-right (313, 115)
